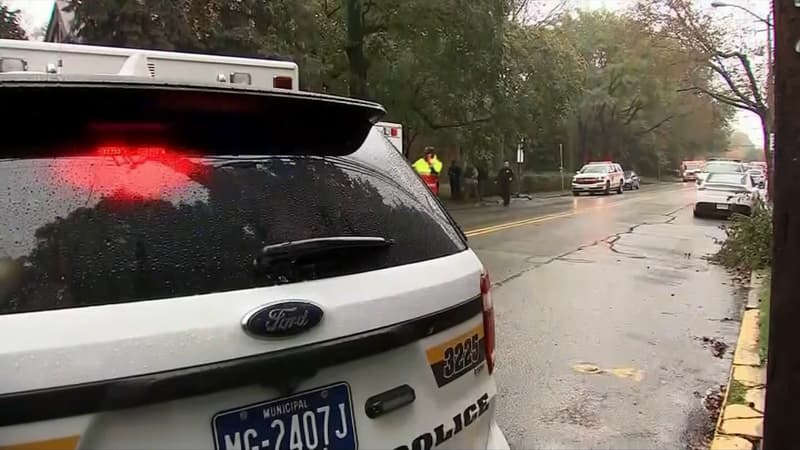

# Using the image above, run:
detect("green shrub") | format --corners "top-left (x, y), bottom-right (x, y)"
top-left (520, 172), bottom-right (566, 193)
top-left (727, 379), bottom-right (748, 405)
top-left (713, 199), bottom-right (772, 272)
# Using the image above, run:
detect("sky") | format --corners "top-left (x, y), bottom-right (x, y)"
top-left (7, 0), bottom-right (770, 147)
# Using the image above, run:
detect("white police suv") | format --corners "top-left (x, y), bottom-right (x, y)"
top-left (0, 55), bottom-right (508, 449)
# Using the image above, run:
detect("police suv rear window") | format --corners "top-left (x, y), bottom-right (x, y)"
top-left (0, 131), bottom-right (466, 314)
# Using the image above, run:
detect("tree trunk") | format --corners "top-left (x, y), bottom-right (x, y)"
top-left (577, 115), bottom-right (589, 163)
top-left (763, 0), bottom-right (800, 447)
top-left (342, 0), bottom-right (369, 99)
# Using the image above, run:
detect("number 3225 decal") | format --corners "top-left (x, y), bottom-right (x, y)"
top-left (425, 325), bottom-right (486, 387)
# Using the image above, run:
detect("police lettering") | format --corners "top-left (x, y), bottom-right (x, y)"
top-left (393, 393), bottom-right (491, 450)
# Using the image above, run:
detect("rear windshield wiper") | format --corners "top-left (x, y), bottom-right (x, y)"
top-left (255, 236), bottom-right (394, 268)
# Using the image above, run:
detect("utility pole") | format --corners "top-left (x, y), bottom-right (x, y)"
top-left (762, 1), bottom-right (800, 448)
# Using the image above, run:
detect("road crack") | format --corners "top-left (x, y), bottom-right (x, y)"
top-left (492, 215), bottom-right (678, 287)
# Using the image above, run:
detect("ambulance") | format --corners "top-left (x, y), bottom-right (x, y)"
top-left (0, 39), bottom-right (299, 89)
top-left (373, 121), bottom-right (403, 153)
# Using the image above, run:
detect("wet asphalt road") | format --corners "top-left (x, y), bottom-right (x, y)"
top-left (449, 184), bottom-right (743, 449)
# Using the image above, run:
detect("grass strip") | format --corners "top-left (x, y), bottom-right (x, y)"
top-left (728, 379), bottom-right (748, 405)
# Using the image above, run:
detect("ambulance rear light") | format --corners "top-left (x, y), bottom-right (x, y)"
top-left (273, 76), bottom-right (293, 89)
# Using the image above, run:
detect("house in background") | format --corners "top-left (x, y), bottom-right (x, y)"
top-left (44, 0), bottom-right (77, 43)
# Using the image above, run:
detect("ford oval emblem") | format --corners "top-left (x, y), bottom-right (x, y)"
top-left (242, 301), bottom-right (324, 338)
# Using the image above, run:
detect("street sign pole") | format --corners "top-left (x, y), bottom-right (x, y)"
top-left (516, 141), bottom-right (524, 196)
top-left (513, 138), bottom-right (531, 200)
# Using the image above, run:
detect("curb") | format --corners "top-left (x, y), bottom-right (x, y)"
top-left (711, 272), bottom-right (766, 450)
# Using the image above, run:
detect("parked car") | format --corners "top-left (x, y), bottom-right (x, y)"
top-left (696, 160), bottom-right (746, 184)
top-left (623, 170), bottom-right (640, 190)
top-left (0, 54), bottom-right (509, 450)
top-left (680, 160), bottom-right (704, 182)
top-left (572, 162), bottom-right (625, 196)
top-left (694, 172), bottom-right (761, 218)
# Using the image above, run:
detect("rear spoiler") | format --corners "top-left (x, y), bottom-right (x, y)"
top-left (0, 77), bottom-right (385, 157)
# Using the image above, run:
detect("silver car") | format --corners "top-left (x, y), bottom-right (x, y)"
top-left (697, 160), bottom-right (746, 185)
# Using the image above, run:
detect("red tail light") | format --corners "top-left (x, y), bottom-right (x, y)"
top-left (273, 76), bottom-right (293, 89)
top-left (52, 146), bottom-right (206, 199)
top-left (481, 271), bottom-right (496, 374)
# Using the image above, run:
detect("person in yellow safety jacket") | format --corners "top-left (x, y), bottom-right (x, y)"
top-left (412, 147), bottom-right (443, 176)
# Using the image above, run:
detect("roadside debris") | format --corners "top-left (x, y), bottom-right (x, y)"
top-left (695, 336), bottom-right (729, 358)
top-left (703, 384), bottom-right (726, 412)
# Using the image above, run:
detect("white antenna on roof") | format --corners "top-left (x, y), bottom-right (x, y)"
top-left (117, 52), bottom-right (151, 78)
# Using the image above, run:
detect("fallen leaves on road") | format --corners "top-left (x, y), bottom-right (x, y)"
top-left (572, 363), bottom-right (644, 381)
top-left (573, 363), bottom-right (602, 374)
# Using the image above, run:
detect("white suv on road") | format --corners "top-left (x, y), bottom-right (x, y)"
top-left (0, 75), bottom-right (509, 449)
top-left (572, 162), bottom-right (625, 196)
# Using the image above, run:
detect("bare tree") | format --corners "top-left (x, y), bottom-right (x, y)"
top-left (637, 0), bottom-right (772, 196)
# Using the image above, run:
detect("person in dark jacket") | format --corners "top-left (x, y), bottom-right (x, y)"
top-left (448, 160), bottom-right (462, 200)
top-left (497, 161), bottom-right (515, 207)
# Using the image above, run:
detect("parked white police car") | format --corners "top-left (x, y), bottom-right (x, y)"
top-left (0, 40), bottom-right (509, 450)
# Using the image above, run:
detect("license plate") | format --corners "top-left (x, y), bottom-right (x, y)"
top-left (716, 203), bottom-right (730, 210)
top-left (212, 383), bottom-right (357, 450)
